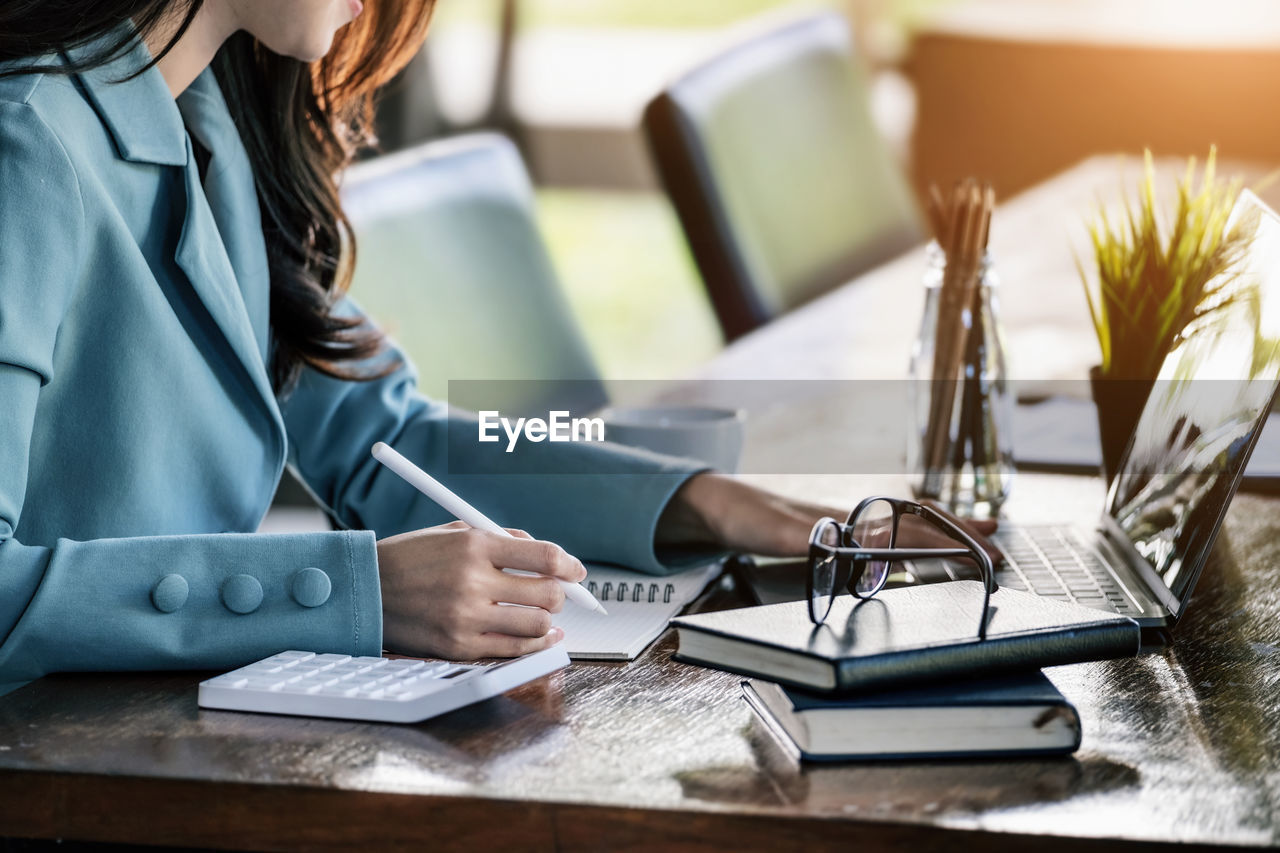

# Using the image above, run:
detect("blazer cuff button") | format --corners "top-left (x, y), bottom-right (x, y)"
top-left (150, 574), bottom-right (189, 613)
top-left (291, 568), bottom-right (332, 608)
top-left (221, 574), bottom-right (264, 614)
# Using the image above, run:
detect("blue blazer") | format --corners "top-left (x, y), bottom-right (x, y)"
top-left (0, 38), bottom-right (702, 694)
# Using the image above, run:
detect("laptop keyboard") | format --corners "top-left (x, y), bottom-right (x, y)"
top-left (993, 525), bottom-right (1140, 615)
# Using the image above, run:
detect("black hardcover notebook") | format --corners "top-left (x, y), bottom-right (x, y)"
top-left (743, 670), bottom-right (1081, 761)
top-left (672, 581), bottom-right (1140, 693)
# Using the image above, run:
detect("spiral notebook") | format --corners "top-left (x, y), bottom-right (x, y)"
top-left (553, 562), bottom-right (723, 660)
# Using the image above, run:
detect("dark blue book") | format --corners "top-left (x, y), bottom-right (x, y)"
top-left (672, 581), bottom-right (1139, 693)
top-left (742, 670), bottom-right (1081, 761)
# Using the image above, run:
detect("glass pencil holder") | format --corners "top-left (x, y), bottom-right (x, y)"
top-left (907, 242), bottom-right (1015, 519)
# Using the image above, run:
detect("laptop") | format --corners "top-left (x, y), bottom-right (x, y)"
top-left (981, 189), bottom-right (1280, 638)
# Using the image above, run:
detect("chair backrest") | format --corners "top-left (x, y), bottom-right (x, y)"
top-left (341, 134), bottom-right (607, 416)
top-left (644, 13), bottom-right (923, 342)
top-left (374, 48), bottom-right (448, 153)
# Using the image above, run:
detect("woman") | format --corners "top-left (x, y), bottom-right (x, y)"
top-left (0, 0), bottom-right (993, 694)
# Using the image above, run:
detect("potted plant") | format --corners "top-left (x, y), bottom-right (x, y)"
top-left (1078, 148), bottom-right (1253, 481)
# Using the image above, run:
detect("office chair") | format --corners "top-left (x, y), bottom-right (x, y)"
top-left (341, 133), bottom-right (607, 416)
top-left (644, 12), bottom-right (923, 342)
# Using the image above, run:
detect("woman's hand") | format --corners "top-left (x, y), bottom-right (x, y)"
top-left (656, 473), bottom-right (1001, 562)
top-left (376, 521), bottom-right (587, 660)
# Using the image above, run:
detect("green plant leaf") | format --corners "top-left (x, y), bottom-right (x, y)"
top-left (1079, 148), bottom-right (1252, 380)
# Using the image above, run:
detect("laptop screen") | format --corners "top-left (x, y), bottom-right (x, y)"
top-left (1106, 191), bottom-right (1280, 613)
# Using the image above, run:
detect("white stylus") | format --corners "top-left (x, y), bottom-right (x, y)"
top-left (370, 442), bottom-right (608, 616)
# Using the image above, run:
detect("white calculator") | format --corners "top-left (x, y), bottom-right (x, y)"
top-left (198, 646), bottom-right (570, 723)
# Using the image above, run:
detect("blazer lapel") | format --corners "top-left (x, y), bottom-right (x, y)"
top-left (172, 137), bottom-right (281, 422)
top-left (68, 36), bottom-right (187, 167)
top-left (176, 71), bottom-right (272, 364)
top-left (70, 37), bottom-right (282, 427)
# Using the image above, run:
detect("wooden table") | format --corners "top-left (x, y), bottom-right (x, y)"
top-left (3, 159), bottom-right (1279, 851)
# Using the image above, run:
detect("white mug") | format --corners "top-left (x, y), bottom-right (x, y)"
top-left (599, 406), bottom-right (747, 473)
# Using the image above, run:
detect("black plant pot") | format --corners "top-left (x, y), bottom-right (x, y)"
top-left (1088, 365), bottom-right (1155, 483)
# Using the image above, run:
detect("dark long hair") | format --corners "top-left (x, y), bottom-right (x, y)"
top-left (0, 1), bottom-right (435, 393)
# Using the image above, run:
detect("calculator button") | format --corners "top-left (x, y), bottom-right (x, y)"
top-left (329, 664), bottom-right (368, 676)
top-left (318, 684), bottom-right (357, 697)
top-left (291, 660), bottom-right (329, 670)
top-left (383, 660), bottom-right (425, 672)
top-left (275, 651), bottom-right (316, 662)
top-left (277, 682), bottom-right (318, 694)
top-left (401, 682), bottom-right (445, 700)
top-left (311, 654), bottom-right (351, 666)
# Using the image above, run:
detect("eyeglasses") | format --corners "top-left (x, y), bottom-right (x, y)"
top-left (807, 496), bottom-right (998, 637)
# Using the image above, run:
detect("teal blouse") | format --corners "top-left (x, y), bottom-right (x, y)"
top-left (0, 38), bottom-right (702, 694)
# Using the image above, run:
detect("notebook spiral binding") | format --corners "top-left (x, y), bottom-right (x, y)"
top-left (586, 580), bottom-right (677, 604)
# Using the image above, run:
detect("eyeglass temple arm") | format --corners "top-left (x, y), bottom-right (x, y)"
top-left (915, 508), bottom-right (1001, 595)
top-left (834, 541), bottom-right (999, 636)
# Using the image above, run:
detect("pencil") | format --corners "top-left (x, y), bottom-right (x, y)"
top-left (921, 180), bottom-right (997, 481)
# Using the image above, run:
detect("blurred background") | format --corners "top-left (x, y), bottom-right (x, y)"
top-left (356, 0), bottom-right (1280, 384)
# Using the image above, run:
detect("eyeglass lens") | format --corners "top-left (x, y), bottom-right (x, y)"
top-left (809, 518), bottom-right (842, 623)
top-left (848, 498), bottom-right (897, 596)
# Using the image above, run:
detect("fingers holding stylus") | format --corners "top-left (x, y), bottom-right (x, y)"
top-left (494, 572), bottom-right (567, 613)
top-left (374, 522), bottom-right (577, 660)
top-left (485, 534), bottom-right (589, 583)
top-left (479, 603), bottom-right (557, 638)
top-left (370, 442), bottom-right (609, 619)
